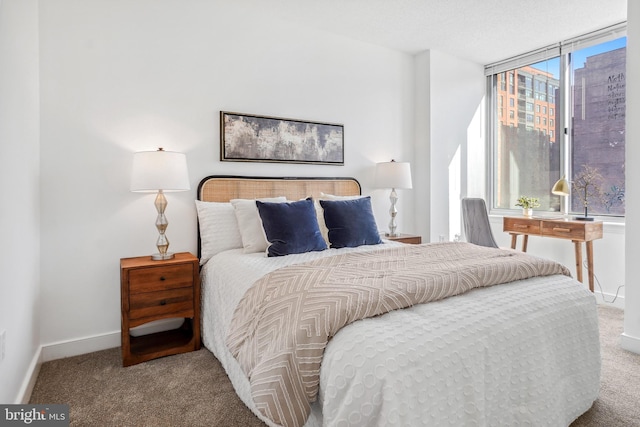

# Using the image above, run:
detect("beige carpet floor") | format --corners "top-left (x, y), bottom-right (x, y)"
top-left (30, 305), bottom-right (639, 426)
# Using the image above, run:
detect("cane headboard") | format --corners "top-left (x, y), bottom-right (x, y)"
top-left (197, 175), bottom-right (361, 202)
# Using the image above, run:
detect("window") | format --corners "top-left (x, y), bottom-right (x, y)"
top-left (571, 38), bottom-right (626, 216)
top-left (487, 24), bottom-right (626, 217)
top-left (490, 60), bottom-right (560, 211)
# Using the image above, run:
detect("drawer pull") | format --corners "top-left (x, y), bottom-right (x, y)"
top-left (514, 224), bottom-right (528, 229)
top-left (160, 300), bottom-right (167, 306)
top-left (160, 276), bottom-right (166, 281)
top-left (553, 227), bottom-right (571, 233)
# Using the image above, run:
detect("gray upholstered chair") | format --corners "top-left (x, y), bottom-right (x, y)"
top-left (461, 198), bottom-right (499, 248)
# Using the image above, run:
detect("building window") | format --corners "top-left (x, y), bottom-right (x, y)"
top-left (487, 27), bottom-right (626, 217)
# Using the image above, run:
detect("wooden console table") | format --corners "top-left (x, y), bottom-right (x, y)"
top-left (503, 216), bottom-right (603, 292)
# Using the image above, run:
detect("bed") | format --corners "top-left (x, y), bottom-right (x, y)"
top-left (196, 175), bottom-right (600, 427)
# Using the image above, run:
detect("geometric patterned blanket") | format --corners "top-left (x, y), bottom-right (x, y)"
top-left (226, 242), bottom-right (571, 427)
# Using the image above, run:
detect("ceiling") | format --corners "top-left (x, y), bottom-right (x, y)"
top-left (256, 0), bottom-right (627, 65)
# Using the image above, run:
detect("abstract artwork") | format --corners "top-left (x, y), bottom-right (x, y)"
top-left (220, 111), bottom-right (344, 165)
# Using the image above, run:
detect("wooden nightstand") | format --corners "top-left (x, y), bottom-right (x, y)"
top-left (385, 233), bottom-right (422, 244)
top-left (120, 252), bottom-right (201, 367)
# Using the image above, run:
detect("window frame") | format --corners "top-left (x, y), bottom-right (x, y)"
top-left (485, 22), bottom-right (627, 219)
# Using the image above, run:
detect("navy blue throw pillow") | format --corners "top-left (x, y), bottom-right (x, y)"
top-left (319, 197), bottom-right (382, 248)
top-left (256, 198), bottom-right (327, 257)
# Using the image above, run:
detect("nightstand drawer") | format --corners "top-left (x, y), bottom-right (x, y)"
top-left (129, 264), bottom-right (193, 294)
top-left (129, 287), bottom-right (194, 321)
top-left (503, 217), bottom-right (541, 234)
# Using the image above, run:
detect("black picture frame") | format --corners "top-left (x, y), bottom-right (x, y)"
top-left (220, 111), bottom-right (344, 165)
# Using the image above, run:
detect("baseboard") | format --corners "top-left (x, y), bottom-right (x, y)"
top-left (15, 345), bottom-right (43, 404)
top-left (40, 319), bottom-right (184, 362)
top-left (41, 330), bottom-right (120, 363)
top-left (595, 293), bottom-right (625, 309)
top-left (620, 333), bottom-right (640, 355)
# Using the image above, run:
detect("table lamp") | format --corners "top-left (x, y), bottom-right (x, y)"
top-left (375, 159), bottom-right (412, 237)
top-left (551, 175), bottom-right (569, 217)
top-left (130, 148), bottom-right (190, 260)
top-left (552, 175), bottom-right (570, 197)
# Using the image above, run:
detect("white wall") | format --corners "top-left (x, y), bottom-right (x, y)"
top-left (37, 1), bottom-right (415, 351)
top-left (0, 0), bottom-right (41, 403)
top-left (622, 0), bottom-right (640, 353)
top-left (413, 52), bottom-right (431, 241)
top-left (416, 50), bottom-right (485, 242)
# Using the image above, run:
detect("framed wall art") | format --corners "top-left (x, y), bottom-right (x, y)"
top-left (220, 111), bottom-right (344, 165)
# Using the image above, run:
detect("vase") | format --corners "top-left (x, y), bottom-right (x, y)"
top-left (523, 208), bottom-right (533, 217)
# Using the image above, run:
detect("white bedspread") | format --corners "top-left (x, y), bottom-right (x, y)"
top-left (201, 243), bottom-right (600, 427)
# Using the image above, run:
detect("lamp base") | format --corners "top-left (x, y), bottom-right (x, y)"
top-left (151, 252), bottom-right (175, 261)
top-left (573, 216), bottom-right (595, 221)
top-left (385, 232), bottom-right (399, 238)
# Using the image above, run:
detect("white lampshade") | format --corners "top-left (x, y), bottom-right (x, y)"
top-left (375, 160), bottom-right (413, 189)
top-left (130, 148), bottom-right (190, 192)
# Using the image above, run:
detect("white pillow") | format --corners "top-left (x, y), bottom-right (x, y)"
top-left (319, 192), bottom-right (364, 201)
top-left (310, 199), bottom-right (330, 245)
top-left (316, 193), bottom-right (364, 244)
top-left (231, 197), bottom-right (287, 253)
top-left (195, 200), bottom-right (243, 265)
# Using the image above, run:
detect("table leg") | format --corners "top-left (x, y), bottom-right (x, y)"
top-left (586, 240), bottom-right (595, 292)
top-left (510, 234), bottom-right (517, 250)
top-left (521, 235), bottom-right (528, 252)
top-left (573, 241), bottom-right (583, 284)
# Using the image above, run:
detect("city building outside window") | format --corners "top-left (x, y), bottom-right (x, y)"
top-left (487, 25), bottom-right (626, 217)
